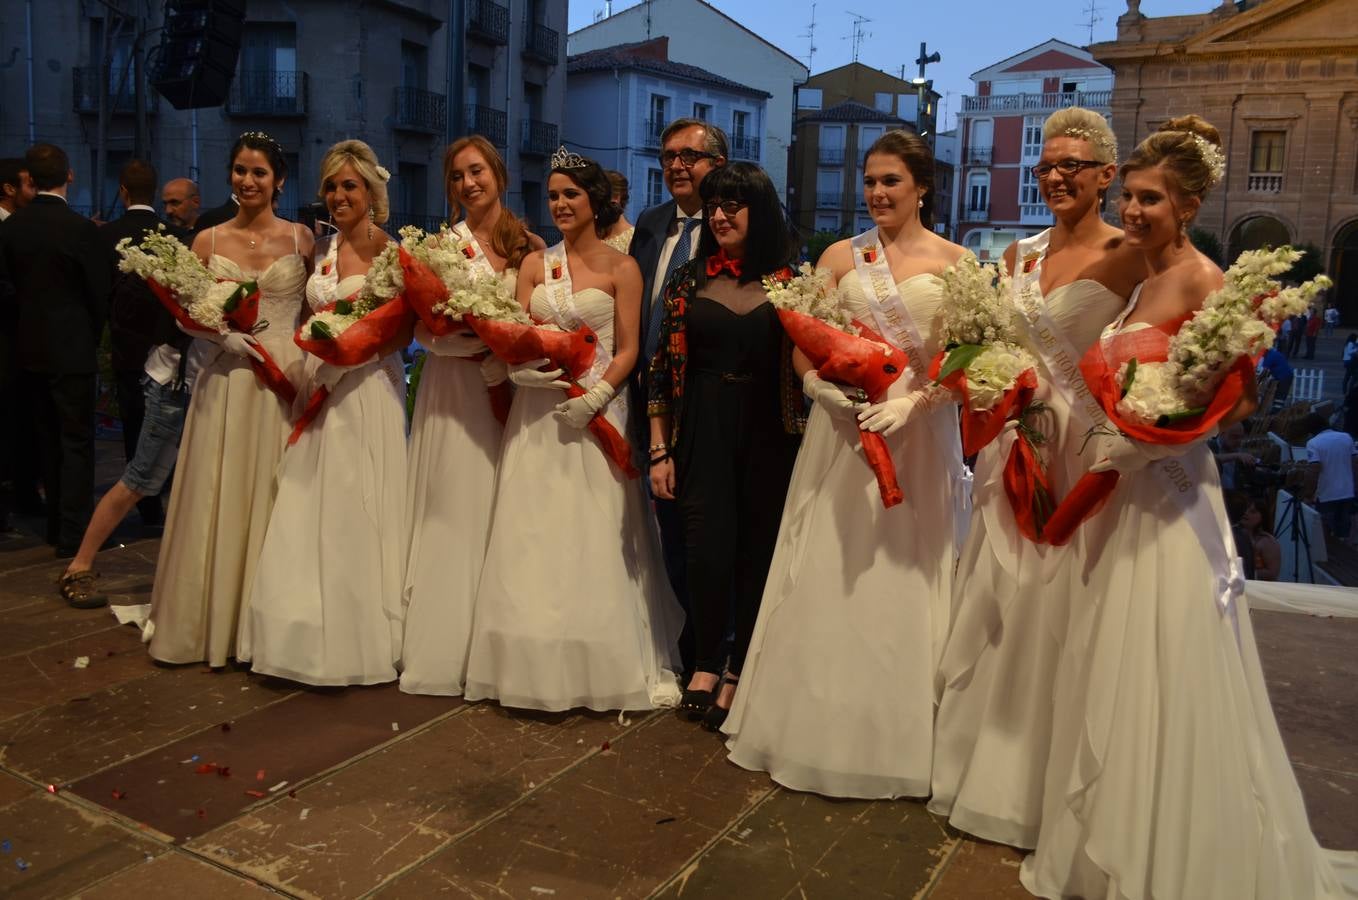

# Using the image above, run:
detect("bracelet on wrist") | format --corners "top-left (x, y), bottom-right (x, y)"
top-left (648, 442), bottom-right (668, 453)
top-left (648, 452), bottom-right (671, 467)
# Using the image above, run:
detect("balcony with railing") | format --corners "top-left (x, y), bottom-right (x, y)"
top-left (730, 134), bottom-right (760, 161)
top-left (393, 86), bottom-right (447, 134)
top-left (818, 146), bottom-right (845, 165)
top-left (961, 89), bottom-right (1112, 115)
top-left (467, 0), bottom-right (510, 45)
top-left (521, 119), bottom-right (558, 156)
top-left (641, 119), bottom-right (666, 151)
top-left (1020, 203), bottom-right (1053, 225)
top-left (816, 191), bottom-right (841, 209)
top-left (465, 104), bottom-right (507, 147)
top-left (964, 207), bottom-right (989, 222)
top-left (523, 21), bottom-right (560, 65)
top-left (966, 145), bottom-right (993, 166)
top-left (1248, 173), bottom-right (1283, 193)
top-left (72, 66), bottom-right (158, 115)
top-left (226, 70), bottom-right (308, 117)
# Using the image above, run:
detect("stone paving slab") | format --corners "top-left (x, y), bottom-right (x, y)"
top-left (71, 851), bottom-right (276, 899)
top-left (383, 714), bottom-right (775, 899)
top-left (191, 704), bottom-right (633, 899)
top-left (71, 682), bottom-right (462, 843)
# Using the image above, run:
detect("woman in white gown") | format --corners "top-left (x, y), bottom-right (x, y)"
top-left (1021, 115), bottom-right (1358, 899)
top-left (400, 135), bottom-right (544, 696)
top-left (929, 109), bottom-right (1143, 847)
top-left (148, 132), bottom-right (312, 667)
top-left (462, 148), bottom-right (682, 712)
top-left (723, 131), bottom-right (966, 798)
top-left (246, 140), bottom-right (409, 686)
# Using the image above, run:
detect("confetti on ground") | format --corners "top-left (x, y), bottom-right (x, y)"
top-left (196, 808), bottom-right (206, 819)
top-left (16, 859), bottom-right (29, 871)
top-left (529, 888), bottom-right (556, 896)
top-left (299, 808), bottom-right (310, 821)
top-left (268, 781), bottom-right (288, 793)
top-left (617, 711), bottom-right (631, 726)
top-left (111, 789), bottom-right (126, 800)
top-left (655, 817), bottom-right (676, 825)
top-left (287, 790), bottom-right (296, 798)
top-left (220, 722), bottom-right (232, 732)
top-left (72, 657), bottom-right (89, 669)
top-left (217, 767), bottom-right (231, 778)
top-left (601, 740), bottom-right (611, 751)
top-left (244, 790), bottom-right (266, 799)
top-left (737, 827), bottom-right (752, 839)
top-left (256, 769), bottom-right (266, 781)
top-left (1, 839), bottom-right (10, 852)
top-left (45, 784), bottom-right (58, 794)
top-left (391, 722), bottom-right (399, 731)
top-left (195, 764), bottom-right (217, 775)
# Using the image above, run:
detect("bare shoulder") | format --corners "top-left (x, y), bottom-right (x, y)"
top-left (1185, 252), bottom-right (1225, 293)
top-left (521, 249), bottom-right (546, 283)
top-left (1001, 240), bottom-right (1019, 274)
top-left (927, 231), bottom-right (968, 268)
top-left (816, 238), bottom-right (854, 280)
top-left (525, 229), bottom-right (548, 251)
top-left (190, 228), bottom-right (212, 259)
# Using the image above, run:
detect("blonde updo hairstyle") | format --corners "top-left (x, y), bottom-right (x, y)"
top-left (1120, 114), bottom-right (1223, 206)
top-left (318, 139), bottom-right (390, 224)
top-left (1042, 107), bottom-right (1118, 165)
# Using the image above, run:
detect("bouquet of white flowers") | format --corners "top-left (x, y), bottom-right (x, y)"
top-left (760, 263), bottom-right (857, 334)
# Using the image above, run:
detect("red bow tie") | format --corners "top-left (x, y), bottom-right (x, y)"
top-left (706, 250), bottom-right (743, 279)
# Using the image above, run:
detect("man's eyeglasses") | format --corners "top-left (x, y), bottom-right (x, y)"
top-left (703, 200), bottom-right (747, 218)
top-left (1030, 159), bottom-right (1103, 179)
top-left (661, 148), bottom-right (716, 167)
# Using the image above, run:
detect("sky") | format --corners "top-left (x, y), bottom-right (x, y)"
top-left (567, 0), bottom-right (1215, 132)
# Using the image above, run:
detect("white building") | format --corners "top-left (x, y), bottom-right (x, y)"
top-left (565, 38), bottom-right (769, 223)
top-left (567, 0), bottom-right (808, 202)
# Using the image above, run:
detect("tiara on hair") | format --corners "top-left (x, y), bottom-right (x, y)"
top-left (238, 130), bottom-right (281, 149)
top-left (1060, 126), bottom-right (1117, 164)
top-left (375, 164), bottom-right (391, 183)
top-left (1186, 133), bottom-right (1226, 188)
top-left (550, 146), bottom-right (589, 170)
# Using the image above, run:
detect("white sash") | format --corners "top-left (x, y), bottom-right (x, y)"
top-left (542, 242), bottom-right (614, 394)
top-left (448, 221), bottom-right (497, 279)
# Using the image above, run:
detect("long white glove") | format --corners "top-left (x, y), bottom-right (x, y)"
top-left (480, 355), bottom-right (508, 387)
top-left (414, 321), bottom-right (486, 358)
top-left (314, 363), bottom-right (347, 391)
top-left (508, 358), bottom-right (569, 390)
top-left (857, 384), bottom-right (951, 437)
top-left (208, 330), bottom-right (264, 363)
top-left (1089, 431), bottom-right (1196, 474)
top-left (555, 380), bottom-right (615, 429)
top-left (802, 369), bottom-right (861, 420)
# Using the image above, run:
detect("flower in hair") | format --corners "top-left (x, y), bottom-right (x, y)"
top-left (375, 164), bottom-right (391, 183)
top-left (1188, 133), bottom-right (1226, 188)
top-left (550, 145), bottom-right (589, 170)
top-left (1060, 126), bottom-right (1117, 165)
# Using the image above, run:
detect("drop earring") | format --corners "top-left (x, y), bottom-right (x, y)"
top-left (367, 207), bottom-right (375, 241)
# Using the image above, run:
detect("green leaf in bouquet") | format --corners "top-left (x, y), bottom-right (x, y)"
top-left (222, 281), bottom-right (257, 313)
top-left (1120, 357), bottom-right (1138, 398)
top-left (335, 299), bottom-right (354, 316)
top-left (934, 343), bottom-right (984, 384)
top-left (1155, 406), bottom-right (1207, 427)
top-left (309, 320), bottom-right (334, 341)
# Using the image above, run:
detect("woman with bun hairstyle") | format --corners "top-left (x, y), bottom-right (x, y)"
top-left (400, 135), bottom-right (544, 696)
top-left (462, 148), bottom-right (682, 712)
top-left (245, 139), bottom-right (409, 687)
top-left (930, 107), bottom-right (1144, 847)
top-left (1020, 115), bottom-right (1358, 899)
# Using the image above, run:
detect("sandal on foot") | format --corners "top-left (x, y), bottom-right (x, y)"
top-left (680, 674), bottom-right (720, 720)
top-left (702, 675), bottom-right (738, 733)
top-left (58, 571), bottom-right (107, 609)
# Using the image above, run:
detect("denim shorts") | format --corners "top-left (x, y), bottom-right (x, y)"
top-left (120, 377), bottom-right (189, 496)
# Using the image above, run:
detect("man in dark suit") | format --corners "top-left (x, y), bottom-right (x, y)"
top-left (1, 143), bottom-right (111, 556)
top-left (0, 157), bottom-right (41, 530)
top-left (627, 117), bottom-right (728, 672)
top-left (99, 159), bottom-right (186, 527)
top-left (194, 194), bottom-right (239, 232)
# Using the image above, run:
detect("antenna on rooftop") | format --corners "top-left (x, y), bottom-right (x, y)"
top-left (799, 2), bottom-right (818, 71)
top-left (1079, 0), bottom-right (1103, 44)
top-left (845, 11), bottom-right (872, 64)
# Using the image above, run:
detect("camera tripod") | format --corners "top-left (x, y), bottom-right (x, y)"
top-left (1274, 490), bottom-right (1316, 583)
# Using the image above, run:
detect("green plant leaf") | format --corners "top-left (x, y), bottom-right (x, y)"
top-left (934, 343), bottom-right (984, 383)
top-left (310, 320), bottom-right (334, 341)
top-left (1156, 406), bottom-right (1207, 426)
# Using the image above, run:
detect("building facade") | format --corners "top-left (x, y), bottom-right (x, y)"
top-left (933, 128), bottom-right (957, 239)
top-left (1092, 0), bottom-right (1358, 320)
top-left (790, 62), bottom-right (944, 237)
top-left (0, 0), bottom-right (566, 230)
top-left (564, 37), bottom-right (768, 225)
top-left (953, 39), bottom-right (1113, 262)
top-left (567, 0), bottom-right (808, 204)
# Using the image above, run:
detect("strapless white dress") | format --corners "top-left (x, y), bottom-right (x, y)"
top-left (148, 250), bottom-right (307, 667)
top-left (399, 269), bottom-right (516, 696)
top-left (930, 270), bottom-right (1125, 848)
top-left (462, 285), bottom-right (683, 712)
top-left (1020, 288), bottom-right (1358, 900)
top-left (246, 236), bottom-right (407, 686)
top-left (723, 271), bottom-right (961, 798)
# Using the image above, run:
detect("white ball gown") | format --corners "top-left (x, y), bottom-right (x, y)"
top-left (722, 271), bottom-right (961, 799)
top-left (398, 268), bottom-right (516, 696)
top-left (928, 256), bottom-right (1125, 848)
top-left (462, 284), bottom-right (683, 712)
top-left (147, 238), bottom-right (307, 666)
top-left (245, 235), bottom-right (407, 686)
top-left (1020, 290), bottom-right (1358, 899)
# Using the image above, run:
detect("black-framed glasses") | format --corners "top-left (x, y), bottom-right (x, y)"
top-left (703, 199), bottom-right (747, 218)
top-left (661, 148), bottom-right (716, 167)
top-left (1030, 159), bottom-right (1103, 179)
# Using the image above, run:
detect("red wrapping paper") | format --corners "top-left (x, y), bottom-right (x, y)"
top-left (775, 309), bottom-right (907, 508)
top-left (929, 352), bottom-right (1039, 458)
top-left (466, 315), bottom-right (639, 478)
top-left (397, 246), bottom-right (456, 336)
top-left (1002, 428), bottom-right (1055, 543)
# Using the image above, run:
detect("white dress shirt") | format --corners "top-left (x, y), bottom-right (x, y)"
top-left (649, 209), bottom-right (702, 308)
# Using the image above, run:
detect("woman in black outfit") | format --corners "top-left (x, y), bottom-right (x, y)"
top-left (647, 163), bottom-right (805, 730)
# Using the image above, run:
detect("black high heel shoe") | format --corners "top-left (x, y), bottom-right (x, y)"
top-left (701, 675), bottom-right (738, 733)
top-left (679, 674), bottom-right (720, 721)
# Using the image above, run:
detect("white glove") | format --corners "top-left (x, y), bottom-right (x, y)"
top-left (508, 358), bottom-right (569, 390)
top-left (415, 321), bottom-right (486, 358)
top-left (802, 369), bottom-right (861, 420)
top-left (212, 331), bottom-right (264, 363)
top-left (555, 380), bottom-right (615, 429)
top-left (1089, 431), bottom-right (1194, 474)
top-left (857, 384), bottom-right (950, 437)
top-left (314, 363), bottom-right (347, 391)
top-left (480, 355), bottom-right (508, 387)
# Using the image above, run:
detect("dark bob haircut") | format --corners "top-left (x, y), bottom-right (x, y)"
top-left (696, 162), bottom-right (798, 283)
top-left (551, 154), bottom-right (622, 237)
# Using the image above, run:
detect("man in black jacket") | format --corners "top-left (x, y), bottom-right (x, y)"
top-left (0, 143), bottom-right (111, 556)
top-left (99, 159), bottom-right (187, 527)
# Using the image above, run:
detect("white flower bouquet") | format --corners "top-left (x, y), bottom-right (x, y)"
top-left (116, 226), bottom-right (260, 335)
